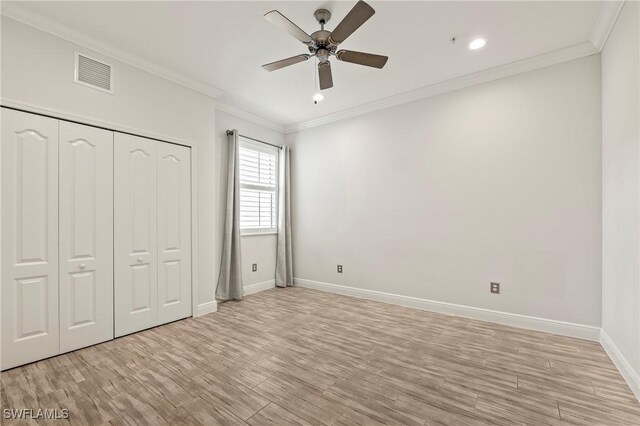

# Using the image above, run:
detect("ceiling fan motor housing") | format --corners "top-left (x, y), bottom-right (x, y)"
top-left (310, 9), bottom-right (337, 60)
top-left (309, 30), bottom-right (337, 57)
top-left (311, 30), bottom-right (331, 45)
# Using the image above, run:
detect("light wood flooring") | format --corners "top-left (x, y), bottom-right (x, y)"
top-left (1, 287), bottom-right (638, 425)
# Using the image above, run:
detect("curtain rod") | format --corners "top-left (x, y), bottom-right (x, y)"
top-left (226, 130), bottom-right (283, 149)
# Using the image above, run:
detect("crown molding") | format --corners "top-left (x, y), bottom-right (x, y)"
top-left (591, 1), bottom-right (625, 51)
top-left (1, 2), bottom-right (225, 99)
top-left (214, 102), bottom-right (286, 134)
top-left (284, 41), bottom-right (598, 134)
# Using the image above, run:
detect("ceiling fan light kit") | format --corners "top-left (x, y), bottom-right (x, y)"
top-left (469, 38), bottom-right (487, 50)
top-left (262, 0), bottom-right (389, 91)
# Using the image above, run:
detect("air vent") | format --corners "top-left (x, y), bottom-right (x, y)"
top-left (74, 52), bottom-right (113, 94)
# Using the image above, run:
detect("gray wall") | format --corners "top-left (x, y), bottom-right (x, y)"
top-left (602, 1), bottom-right (640, 379)
top-left (288, 55), bottom-right (602, 326)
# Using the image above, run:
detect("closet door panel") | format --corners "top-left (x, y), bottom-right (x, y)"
top-left (59, 122), bottom-right (114, 352)
top-left (1, 109), bottom-right (59, 370)
top-left (157, 143), bottom-right (192, 324)
top-left (114, 133), bottom-right (158, 337)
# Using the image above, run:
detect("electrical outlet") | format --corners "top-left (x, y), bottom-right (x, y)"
top-left (252, 263), bottom-right (257, 272)
top-left (490, 282), bottom-right (500, 294)
top-left (337, 265), bottom-right (343, 273)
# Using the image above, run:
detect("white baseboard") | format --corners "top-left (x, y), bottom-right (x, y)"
top-left (245, 279), bottom-right (275, 296)
top-left (294, 278), bottom-right (601, 342)
top-left (195, 300), bottom-right (218, 317)
top-left (600, 329), bottom-right (640, 402)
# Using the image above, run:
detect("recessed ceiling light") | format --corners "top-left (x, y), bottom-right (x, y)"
top-left (468, 38), bottom-right (486, 50)
top-left (313, 93), bottom-right (324, 103)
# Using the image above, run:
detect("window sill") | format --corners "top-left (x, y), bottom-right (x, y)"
top-left (241, 231), bottom-right (278, 237)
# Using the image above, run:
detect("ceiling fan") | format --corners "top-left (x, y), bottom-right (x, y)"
top-left (262, 0), bottom-right (388, 90)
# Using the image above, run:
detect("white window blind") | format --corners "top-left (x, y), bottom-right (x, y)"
top-left (239, 138), bottom-right (278, 233)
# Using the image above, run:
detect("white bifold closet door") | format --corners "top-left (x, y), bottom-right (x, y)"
top-left (157, 142), bottom-right (192, 325)
top-left (58, 121), bottom-right (114, 353)
top-left (1, 109), bottom-right (59, 370)
top-left (114, 133), bottom-right (158, 337)
top-left (114, 133), bottom-right (191, 337)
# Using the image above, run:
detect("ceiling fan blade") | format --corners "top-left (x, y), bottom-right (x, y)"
top-left (336, 50), bottom-right (388, 69)
top-left (328, 0), bottom-right (375, 45)
top-left (262, 54), bottom-right (311, 72)
top-left (318, 61), bottom-right (333, 90)
top-left (264, 10), bottom-right (314, 45)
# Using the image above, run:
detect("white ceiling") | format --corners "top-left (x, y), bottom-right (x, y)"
top-left (3, 1), bottom-right (605, 128)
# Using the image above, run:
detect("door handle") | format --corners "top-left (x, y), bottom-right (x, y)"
top-left (137, 257), bottom-right (143, 263)
top-left (79, 264), bottom-right (86, 270)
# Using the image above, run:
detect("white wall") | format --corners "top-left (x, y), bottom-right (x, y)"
top-left (288, 55), bottom-right (602, 326)
top-left (601, 0), bottom-right (640, 386)
top-left (215, 110), bottom-right (283, 289)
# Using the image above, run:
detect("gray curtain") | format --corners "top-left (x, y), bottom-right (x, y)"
top-left (275, 145), bottom-right (293, 287)
top-left (216, 130), bottom-right (244, 301)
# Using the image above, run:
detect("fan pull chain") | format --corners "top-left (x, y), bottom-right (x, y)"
top-left (314, 57), bottom-right (319, 104)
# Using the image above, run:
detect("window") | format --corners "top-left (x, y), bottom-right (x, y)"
top-left (239, 137), bottom-right (278, 234)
